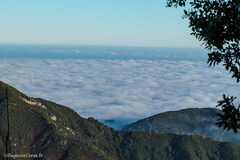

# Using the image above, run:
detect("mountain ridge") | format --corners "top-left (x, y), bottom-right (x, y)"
top-left (123, 107), bottom-right (240, 144)
top-left (0, 81), bottom-right (240, 160)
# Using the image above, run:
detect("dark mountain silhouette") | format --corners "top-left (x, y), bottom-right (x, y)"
top-left (0, 81), bottom-right (121, 160)
top-left (123, 108), bottom-right (240, 144)
top-left (0, 81), bottom-right (240, 160)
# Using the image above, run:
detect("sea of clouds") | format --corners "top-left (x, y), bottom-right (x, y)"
top-left (0, 57), bottom-right (239, 128)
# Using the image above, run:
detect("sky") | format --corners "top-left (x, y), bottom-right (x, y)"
top-left (0, 0), bottom-right (201, 48)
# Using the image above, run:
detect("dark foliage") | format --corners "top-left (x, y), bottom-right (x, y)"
top-left (216, 95), bottom-right (240, 132)
top-left (167, 0), bottom-right (240, 132)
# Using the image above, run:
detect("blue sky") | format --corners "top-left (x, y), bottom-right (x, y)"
top-left (0, 0), bottom-right (201, 48)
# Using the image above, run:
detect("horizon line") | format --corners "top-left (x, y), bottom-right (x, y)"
top-left (0, 42), bottom-right (203, 50)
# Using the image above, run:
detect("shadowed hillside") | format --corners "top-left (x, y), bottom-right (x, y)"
top-left (0, 81), bottom-right (240, 160)
top-left (0, 81), bottom-right (122, 160)
top-left (123, 108), bottom-right (240, 144)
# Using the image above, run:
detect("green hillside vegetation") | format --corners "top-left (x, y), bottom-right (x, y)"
top-left (121, 132), bottom-right (240, 160)
top-left (0, 81), bottom-right (240, 160)
top-left (123, 108), bottom-right (240, 144)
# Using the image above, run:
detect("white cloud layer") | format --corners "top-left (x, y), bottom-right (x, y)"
top-left (0, 59), bottom-right (239, 122)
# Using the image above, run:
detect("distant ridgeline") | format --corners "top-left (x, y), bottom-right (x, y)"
top-left (123, 108), bottom-right (240, 144)
top-left (0, 44), bottom-right (206, 61)
top-left (0, 81), bottom-right (240, 160)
